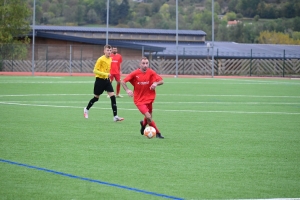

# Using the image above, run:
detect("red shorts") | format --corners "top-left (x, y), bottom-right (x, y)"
top-left (110, 74), bottom-right (121, 82)
top-left (136, 103), bottom-right (153, 115)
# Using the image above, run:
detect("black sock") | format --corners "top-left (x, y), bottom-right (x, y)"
top-left (110, 95), bottom-right (117, 116)
top-left (87, 97), bottom-right (98, 110)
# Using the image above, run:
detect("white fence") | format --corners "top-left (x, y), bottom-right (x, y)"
top-left (2, 58), bottom-right (300, 77)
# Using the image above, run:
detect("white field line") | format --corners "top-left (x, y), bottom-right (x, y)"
top-left (203, 78), bottom-right (300, 84)
top-left (2, 101), bottom-right (300, 105)
top-left (0, 81), bottom-right (93, 84)
top-left (0, 102), bottom-right (299, 115)
top-left (0, 80), bottom-right (299, 85)
top-left (159, 94), bottom-right (300, 98)
top-left (0, 94), bottom-right (300, 98)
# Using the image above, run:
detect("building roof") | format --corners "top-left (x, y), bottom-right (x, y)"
top-left (30, 26), bottom-right (300, 59)
top-left (227, 20), bottom-right (240, 26)
top-left (35, 32), bottom-right (165, 52)
top-left (33, 25), bottom-right (206, 36)
top-left (135, 41), bottom-right (300, 59)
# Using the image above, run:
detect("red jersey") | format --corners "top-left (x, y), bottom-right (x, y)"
top-left (110, 53), bottom-right (122, 74)
top-left (123, 68), bottom-right (162, 105)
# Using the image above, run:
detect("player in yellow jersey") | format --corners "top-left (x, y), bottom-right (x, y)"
top-left (84, 44), bottom-right (124, 122)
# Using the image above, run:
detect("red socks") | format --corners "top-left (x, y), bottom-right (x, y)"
top-left (116, 83), bottom-right (120, 95)
top-left (149, 120), bottom-right (160, 134)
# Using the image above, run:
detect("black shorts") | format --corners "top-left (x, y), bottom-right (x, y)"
top-left (94, 77), bottom-right (114, 95)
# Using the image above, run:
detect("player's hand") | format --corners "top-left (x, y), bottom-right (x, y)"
top-left (150, 82), bottom-right (157, 90)
top-left (126, 90), bottom-right (133, 97)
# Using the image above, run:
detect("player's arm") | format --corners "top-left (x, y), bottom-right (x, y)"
top-left (93, 59), bottom-right (109, 77)
top-left (120, 55), bottom-right (123, 75)
top-left (93, 69), bottom-right (109, 77)
top-left (119, 63), bottom-right (122, 75)
top-left (150, 75), bottom-right (164, 90)
top-left (121, 80), bottom-right (133, 97)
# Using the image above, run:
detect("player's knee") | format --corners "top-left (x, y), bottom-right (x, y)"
top-left (110, 95), bottom-right (116, 104)
top-left (92, 97), bottom-right (98, 102)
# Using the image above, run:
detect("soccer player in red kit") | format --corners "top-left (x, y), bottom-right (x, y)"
top-left (121, 57), bottom-right (164, 139)
top-left (110, 47), bottom-right (123, 97)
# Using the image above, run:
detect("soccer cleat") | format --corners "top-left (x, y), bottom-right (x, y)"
top-left (116, 94), bottom-right (123, 98)
top-left (140, 120), bottom-right (146, 135)
top-left (84, 107), bottom-right (89, 119)
top-left (156, 133), bottom-right (164, 139)
top-left (113, 116), bottom-right (124, 122)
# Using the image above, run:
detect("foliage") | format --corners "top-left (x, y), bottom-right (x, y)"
top-left (229, 0), bottom-right (300, 19)
top-left (292, 31), bottom-right (300, 40)
top-left (23, 0), bottom-right (300, 44)
top-left (226, 12), bottom-right (237, 21)
top-left (0, 0), bottom-right (31, 44)
top-left (258, 31), bottom-right (300, 45)
top-left (0, 0), bottom-right (31, 70)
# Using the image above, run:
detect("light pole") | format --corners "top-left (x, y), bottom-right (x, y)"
top-left (31, 0), bottom-right (36, 76)
top-left (211, 0), bottom-right (215, 78)
top-left (106, 0), bottom-right (109, 45)
top-left (207, 42), bottom-right (210, 76)
top-left (175, 0), bottom-right (178, 78)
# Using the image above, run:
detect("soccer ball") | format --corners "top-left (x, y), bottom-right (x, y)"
top-left (143, 126), bottom-right (156, 139)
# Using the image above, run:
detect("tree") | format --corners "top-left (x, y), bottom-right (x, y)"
top-left (118, 0), bottom-right (130, 24)
top-left (76, 5), bottom-right (86, 25)
top-left (293, 17), bottom-right (300, 32)
top-left (214, 2), bottom-right (221, 15)
top-left (0, 0), bottom-right (31, 70)
top-left (292, 31), bottom-right (300, 40)
top-left (109, 0), bottom-right (119, 25)
top-left (87, 8), bottom-right (97, 23)
top-left (226, 12), bottom-right (236, 21)
top-left (216, 23), bottom-right (229, 41)
top-left (151, 0), bottom-right (162, 13)
top-left (159, 3), bottom-right (170, 21)
top-left (0, 0), bottom-right (31, 43)
top-left (229, 22), bottom-right (244, 42)
top-left (282, 1), bottom-right (295, 18)
top-left (258, 31), bottom-right (300, 45)
top-left (228, 0), bottom-right (238, 13)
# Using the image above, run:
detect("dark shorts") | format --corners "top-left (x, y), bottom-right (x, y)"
top-left (94, 77), bottom-right (114, 95)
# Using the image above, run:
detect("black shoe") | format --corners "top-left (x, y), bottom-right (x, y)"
top-left (156, 133), bottom-right (164, 139)
top-left (140, 120), bottom-right (146, 135)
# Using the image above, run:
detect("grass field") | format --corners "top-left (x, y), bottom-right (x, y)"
top-left (0, 76), bottom-right (300, 199)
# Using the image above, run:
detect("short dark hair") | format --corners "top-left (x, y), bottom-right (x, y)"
top-left (140, 57), bottom-right (148, 61)
top-left (104, 45), bottom-right (111, 49)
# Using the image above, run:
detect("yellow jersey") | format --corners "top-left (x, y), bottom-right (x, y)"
top-left (93, 55), bottom-right (112, 79)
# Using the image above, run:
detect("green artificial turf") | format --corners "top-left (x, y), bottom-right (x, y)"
top-left (0, 76), bottom-right (299, 199)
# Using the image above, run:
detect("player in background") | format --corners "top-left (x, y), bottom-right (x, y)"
top-left (109, 47), bottom-right (123, 98)
top-left (121, 57), bottom-right (164, 138)
top-left (84, 44), bottom-right (124, 122)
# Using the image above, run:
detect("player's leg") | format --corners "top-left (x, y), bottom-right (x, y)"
top-left (115, 74), bottom-right (122, 97)
top-left (84, 78), bottom-right (103, 118)
top-left (110, 75), bottom-right (114, 83)
top-left (106, 80), bottom-right (124, 121)
top-left (137, 104), bottom-right (164, 138)
top-left (107, 75), bottom-right (115, 98)
top-left (146, 103), bottom-right (163, 137)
